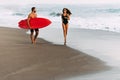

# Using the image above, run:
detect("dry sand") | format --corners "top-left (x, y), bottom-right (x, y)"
top-left (0, 27), bottom-right (109, 80)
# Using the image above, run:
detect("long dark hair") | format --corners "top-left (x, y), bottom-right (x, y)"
top-left (62, 8), bottom-right (72, 15)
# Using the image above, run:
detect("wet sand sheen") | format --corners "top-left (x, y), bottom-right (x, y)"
top-left (0, 27), bottom-right (108, 80)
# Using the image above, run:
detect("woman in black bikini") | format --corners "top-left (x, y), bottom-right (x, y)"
top-left (61, 8), bottom-right (72, 45)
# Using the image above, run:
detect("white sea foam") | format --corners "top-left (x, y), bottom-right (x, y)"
top-left (71, 16), bottom-right (120, 32)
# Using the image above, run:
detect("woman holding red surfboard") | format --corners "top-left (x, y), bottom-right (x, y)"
top-left (27, 7), bottom-right (39, 44)
top-left (61, 8), bottom-right (72, 45)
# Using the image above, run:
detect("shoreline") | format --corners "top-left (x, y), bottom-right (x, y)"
top-left (0, 27), bottom-right (109, 80)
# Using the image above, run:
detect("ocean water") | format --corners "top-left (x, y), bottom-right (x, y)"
top-left (1, 4), bottom-right (120, 32)
top-left (1, 4), bottom-right (120, 80)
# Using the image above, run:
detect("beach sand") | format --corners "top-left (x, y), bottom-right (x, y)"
top-left (0, 27), bottom-right (108, 80)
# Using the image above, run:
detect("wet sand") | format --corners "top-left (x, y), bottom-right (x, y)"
top-left (0, 27), bottom-right (108, 80)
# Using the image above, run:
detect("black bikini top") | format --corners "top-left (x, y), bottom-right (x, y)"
top-left (62, 14), bottom-right (68, 20)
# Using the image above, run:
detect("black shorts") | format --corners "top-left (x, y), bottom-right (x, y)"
top-left (30, 29), bottom-right (39, 33)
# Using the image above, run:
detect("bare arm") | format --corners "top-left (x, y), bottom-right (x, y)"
top-left (27, 14), bottom-right (31, 29)
top-left (61, 14), bottom-right (63, 22)
top-left (67, 14), bottom-right (70, 20)
top-left (35, 13), bottom-right (37, 18)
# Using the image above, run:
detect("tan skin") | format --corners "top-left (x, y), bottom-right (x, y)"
top-left (27, 9), bottom-right (39, 44)
top-left (62, 9), bottom-right (70, 45)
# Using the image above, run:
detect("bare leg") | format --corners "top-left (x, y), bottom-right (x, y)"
top-left (62, 24), bottom-right (67, 45)
top-left (66, 24), bottom-right (68, 35)
top-left (64, 24), bottom-right (68, 45)
top-left (30, 32), bottom-right (34, 44)
top-left (34, 30), bottom-right (39, 44)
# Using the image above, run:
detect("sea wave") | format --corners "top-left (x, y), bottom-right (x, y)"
top-left (12, 13), bottom-right (25, 16)
top-left (70, 16), bottom-right (120, 32)
top-left (49, 12), bottom-right (61, 17)
top-left (1, 4), bottom-right (120, 33)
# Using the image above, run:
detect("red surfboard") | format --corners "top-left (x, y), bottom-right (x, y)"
top-left (18, 18), bottom-right (52, 29)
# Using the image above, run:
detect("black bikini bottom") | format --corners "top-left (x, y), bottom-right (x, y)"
top-left (63, 21), bottom-right (68, 25)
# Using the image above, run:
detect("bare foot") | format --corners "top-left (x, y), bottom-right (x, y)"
top-left (64, 39), bottom-right (66, 45)
top-left (34, 39), bottom-right (37, 44)
top-left (64, 42), bottom-right (66, 45)
top-left (31, 40), bottom-right (36, 44)
top-left (34, 40), bottom-right (36, 44)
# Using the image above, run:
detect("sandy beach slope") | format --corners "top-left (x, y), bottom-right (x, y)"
top-left (0, 27), bottom-right (108, 80)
